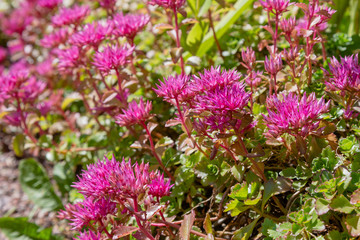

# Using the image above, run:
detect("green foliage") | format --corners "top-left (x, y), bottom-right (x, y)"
top-left (0, 217), bottom-right (61, 240)
top-left (19, 159), bottom-right (63, 211)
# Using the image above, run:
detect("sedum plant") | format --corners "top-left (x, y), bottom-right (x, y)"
top-left (0, 0), bottom-right (359, 239)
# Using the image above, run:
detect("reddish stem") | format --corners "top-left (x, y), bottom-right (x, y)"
top-left (172, 7), bottom-right (185, 74)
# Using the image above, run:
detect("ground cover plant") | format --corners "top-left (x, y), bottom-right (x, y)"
top-left (0, 0), bottom-right (360, 239)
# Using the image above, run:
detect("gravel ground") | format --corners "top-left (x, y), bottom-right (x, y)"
top-left (0, 138), bottom-right (73, 239)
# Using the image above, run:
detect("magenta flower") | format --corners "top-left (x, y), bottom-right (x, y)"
top-left (111, 13), bottom-right (150, 41)
top-left (92, 44), bottom-right (134, 75)
top-left (195, 83), bottom-right (250, 113)
top-left (76, 230), bottom-right (102, 240)
top-left (259, 0), bottom-right (291, 15)
top-left (154, 74), bottom-right (190, 102)
top-left (263, 93), bottom-right (329, 139)
top-left (38, 0), bottom-right (62, 9)
top-left (58, 197), bottom-right (117, 230)
top-left (72, 156), bottom-right (171, 199)
top-left (241, 47), bottom-right (256, 70)
top-left (115, 98), bottom-right (152, 127)
top-left (41, 28), bottom-right (69, 48)
top-left (280, 17), bottom-right (296, 39)
top-left (56, 46), bottom-right (81, 73)
top-left (69, 22), bottom-right (111, 47)
top-left (282, 47), bottom-right (298, 63)
top-left (36, 58), bottom-right (54, 76)
top-left (264, 54), bottom-right (283, 76)
top-left (52, 5), bottom-right (90, 27)
top-left (148, 174), bottom-right (173, 198)
top-left (3, 111), bottom-right (26, 127)
top-left (148, 0), bottom-right (186, 10)
top-left (0, 7), bottom-right (33, 36)
top-left (191, 66), bottom-right (242, 93)
top-left (325, 54), bottom-right (360, 95)
top-left (0, 71), bottom-right (46, 104)
top-left (245, 70), bottom-right (263, 88)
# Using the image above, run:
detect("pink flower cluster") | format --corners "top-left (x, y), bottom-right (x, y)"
top-left (155, 66), bottom-right (252, 132)
top-left (148, 0), bottom-right (186, 10)
top-left (59, 156), bottom-right (172, 237)
top-left (52, 5), bottom-right (90, 27)
top-left (263, 93), bottom-right (329, 139)
top-left (115, 98), bottom-right (153, 127)
top-left (111, 13), bottom-right (150, 42)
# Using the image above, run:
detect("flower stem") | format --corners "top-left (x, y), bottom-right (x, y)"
top-left (133, 197), bottom-right (156, 240)
top-left (142, 122), bottom-right (175, 181)
top-left (172, 7), bottom-right (185, 74)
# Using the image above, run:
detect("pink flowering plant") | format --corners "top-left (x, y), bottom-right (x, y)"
top-left (0, 0), bottom-right (360, 239)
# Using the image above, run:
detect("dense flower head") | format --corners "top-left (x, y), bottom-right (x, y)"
top-left (148, 0), bottom-right (186, 10)
top-left (263, 93), bottom-right (329, 139)
top-left (115, 98), bottom-right (152, 127)
top-left (148, 174), bottom-right (173, 198)
top-left (191, 66), bottom-right (242, 93)
top-left (3, 111), bottom-right (26, 127)
top-left (111, 13), bottom-right (150, 40)
top-left (259, 0), bottom-right (291, 14)
top-left (76, 230), bottom-right (101, 240)
top-left (282, 47), bottom-right (298, 63)
top-left (0, 71), bottom-right (46, 104)
top-left (264, 54), bottom-right (283, 76)
top-left (325, 54), bottom-right (360, 95)
top-left (195, 83), bottom-right (250, 113)
top-left (38, 0), bottom-right (62, 9)
top-left (0, 7), bottom-right (33, 36)
top-left (41, 28), bottom-right (69, 48)
top-left (58, 197), bottom-right (117, 230)
top-left (52, 5), bottom-right (90, 27)
top-left (280, 17), bottom-right (296, 37)
top-left (241, 47), bottom-right (256, 70)
top-left (56, 46), bottom-right (81, 73)
top-left (72, 156), bottom-right (171, 199)
top-left (69, 22), bottom-right (111, 47)
top-left (92, 44), bottom-right (134, 74)
top-left (154, 74), bottom-right (190, 102)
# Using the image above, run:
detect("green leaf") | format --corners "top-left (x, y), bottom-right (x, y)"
top-left (203, 213), bottom-right (213, 235)
top-left (330, 195), bottom-right (354, 214)
top-left (224, 200), bottom-right (249, 216)
top-left (231, 164), bottom-right (245, 182)
top-left (198, 0), bottom-right (212, 17)
top-left (196, 0), bottom-right (253, 57)
top-left (19, 159), bottom-right (63, 211)
top-left (315, 198), bottom-right (330, 215)
top-left (61, 93), bottom-right (81, 110)
top-left (311, 146), bottom-right (340, 172)
top-left (0, 217), bottom-right (59, 240)
top-left (346, 215), bottom-right (360, 237)
top-left (53, 162), bottom-right (75, 195)
top-left (13, 134), bottom-right (25, 157)
top-left (339, 135), bottom-right (358, 153)
top-left (233, 218), bottom-right (259, 240)
top-left (261, 218), bottom-right (276, 237)
top-left (262, 177), bottom-right (292, 210)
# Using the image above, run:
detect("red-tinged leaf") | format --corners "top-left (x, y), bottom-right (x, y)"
top-left (178, 8), bottom-right (187, 18)
top-left (147, 122), bottom-right (158, 134)
top-left (310, 16), bottom-right (321, 28)
top-left (317, 10), bottom-right (332, 18)
top-left (152, 23), bottom-right (174, 34)
top-left (112, 226), bottom-right (139, 239)
top-left (145, 204), bottom-right (164, 219)
top-left (165, 119), bottom-right (181, 127)
top-left (296, 3), bottom-right (309, 13)
top-left (295, 135), bottom-right (307, 155)
top-left (262, 25), bottom-right (274, 36)
top-left (181, 18), bottom-right (198, 25)
top-left (170, 47), bottom-right (184, 64)
top-left (102, 90), bottom-right (118, 104)
top-left (350, 189), bottom-right (360, 205)
top-left (250, 161), bottom-right (264, 180)
top-left (299, 29), bottom-right (313, 37)
top-left (247, 144), bottom-right (265, 158)
top-left (179, 210), bottom-right (195, 240)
